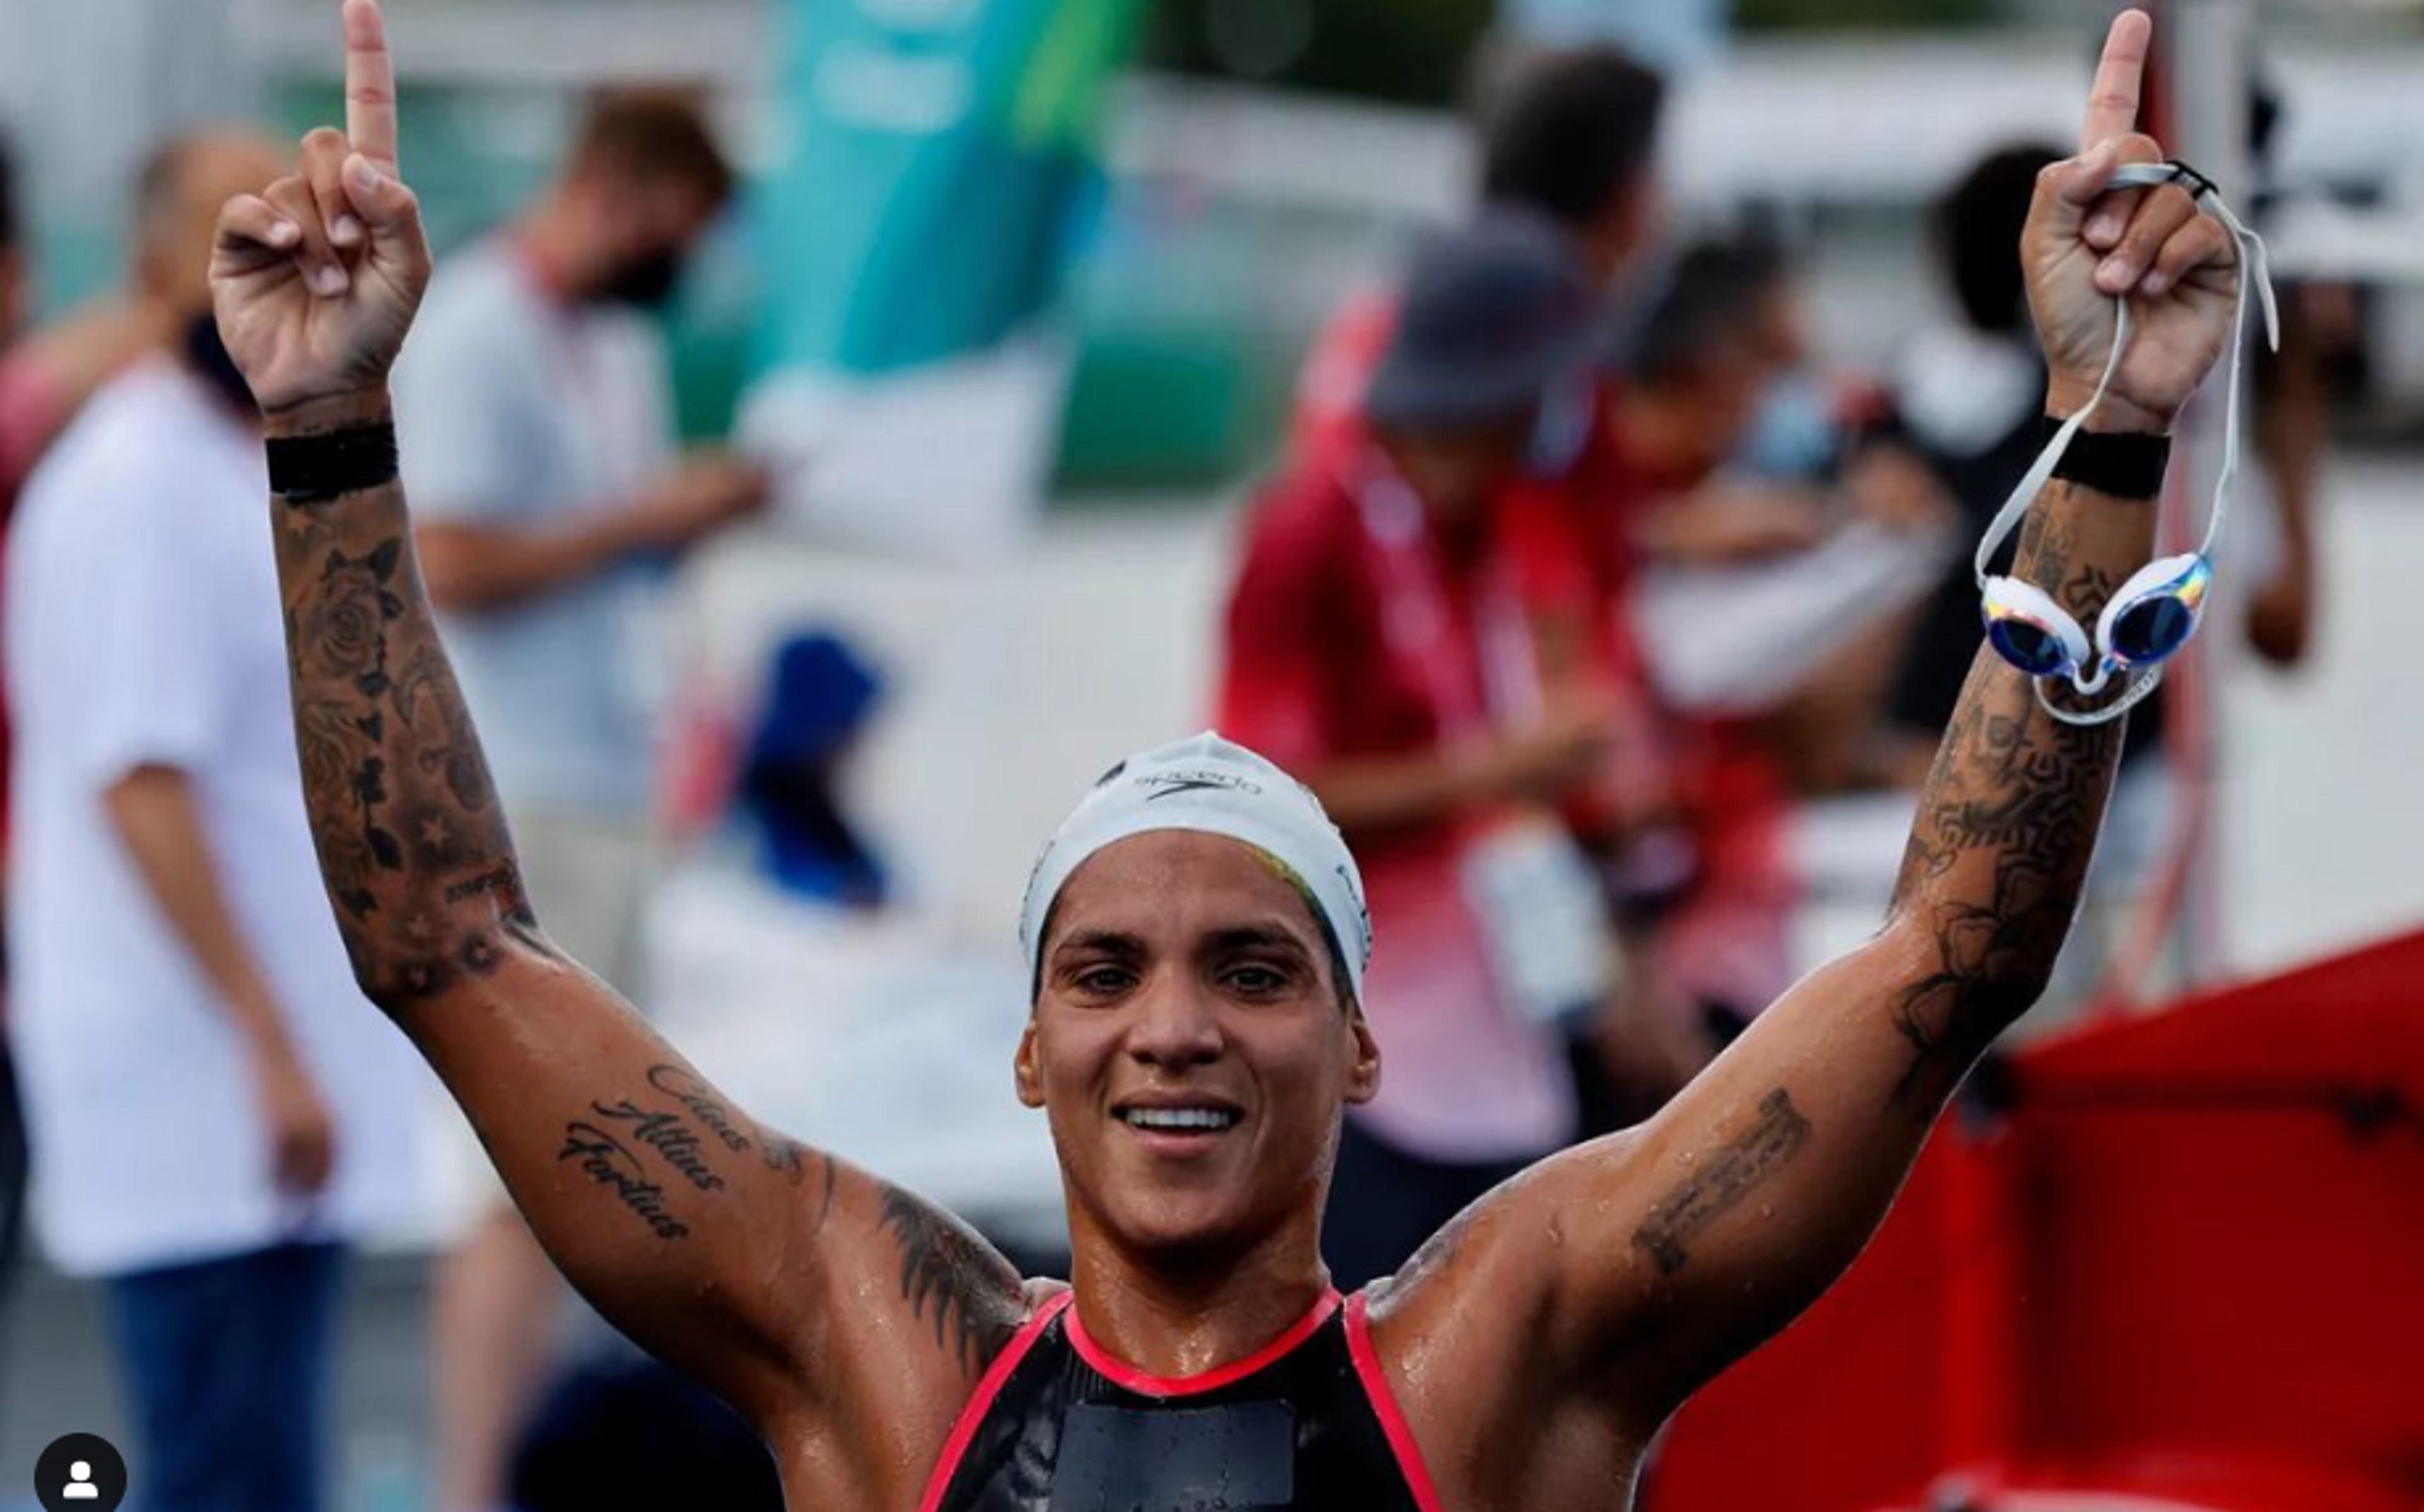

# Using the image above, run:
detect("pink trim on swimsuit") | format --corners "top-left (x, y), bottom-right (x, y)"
top-left (1065, 1287), bottom-right (1343, 1400)
top-left (1344, 1289), bottom-right (1449, 1512)
top-left (915, 1289), bottom-right (1076, 1512)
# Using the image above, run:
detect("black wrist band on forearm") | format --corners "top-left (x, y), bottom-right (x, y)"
top-left (268, 422), bottom-right (399, 504)
top-left (2041, 414), bottom-right (2171, 499)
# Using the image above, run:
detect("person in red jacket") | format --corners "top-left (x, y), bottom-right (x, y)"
top-left (1223, 213), bottom-right (1638, 1285)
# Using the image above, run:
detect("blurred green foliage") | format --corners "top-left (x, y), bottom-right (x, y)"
top-left (1144, 0), bottom-right (1999, 108)
top-left (1145, 0), bottom-right (1491, 108)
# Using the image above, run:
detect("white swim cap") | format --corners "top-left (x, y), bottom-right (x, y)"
top-left (1019, 733), bottom-right (1371, 1003)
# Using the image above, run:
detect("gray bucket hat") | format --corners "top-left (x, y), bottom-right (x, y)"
top-left (1363, 210), bottom-right (1607, 432)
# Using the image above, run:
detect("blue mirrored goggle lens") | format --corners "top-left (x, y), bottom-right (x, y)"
top-left (2106, 594), bottom-right (2201, 666)
top-left (1985, 615), bottom-right (2076, 676)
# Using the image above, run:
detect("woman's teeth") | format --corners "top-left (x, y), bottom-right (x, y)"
top-left (1121, 1107), bottom-right (1239, 1131)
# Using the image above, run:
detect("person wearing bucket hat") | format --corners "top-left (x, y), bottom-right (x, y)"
top-left (227, 7), bottom-right (2240, 1508)
top-left (1362, 213), bottom-right (1612, 439)
top-left (1293, 42), bottom-right (1667, 466)
top-left (1217, 211), bottom-right (1642, 1293)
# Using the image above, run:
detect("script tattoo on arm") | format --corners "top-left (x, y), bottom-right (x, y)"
top-left (881, 1185), bottom-right (1023, 1374)
top-left (550, 1069), bottom-right (845, 1246)
top-left (642, 1063), bottom-right (833, 1224)
top-left (1885, 494), bottom-right (2130, 1111)
top-left (1631, 1089), bottom-right (1812, 1277)
top-left (558, 1119), bottom-right (692, 1241)
top-left (273, 438), bottom-right (546, 1011)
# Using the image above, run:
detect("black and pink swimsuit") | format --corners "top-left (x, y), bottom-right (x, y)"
top-left (917, 1287), bottom-right (1445, 1512)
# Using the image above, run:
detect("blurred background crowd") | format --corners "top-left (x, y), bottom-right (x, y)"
top-left (0, 0), bottom-right (2418, 1509)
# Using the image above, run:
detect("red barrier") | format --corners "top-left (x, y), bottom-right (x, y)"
top-left (1644, 930), bottom-right (2424, 1511)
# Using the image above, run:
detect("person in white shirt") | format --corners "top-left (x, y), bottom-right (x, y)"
top-left (5, 131), bottom-right (419, 1512)
top-left (388, 90), bottom-right (768, 1512)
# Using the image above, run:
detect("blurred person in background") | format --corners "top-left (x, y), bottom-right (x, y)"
top-left (4, 131), bottom-right (422, 1512)
top-left (1875, 143), bottom-right (2078, 787)
top-left (1506, 232), bottom-right (1955, 1125)
top-left (0, 154), bottom-right (187, 512)
top-left (1487, 242), bottom-right (1819, 1134)
top-left (1282, 48), bottom-right (1685, 1145)
top-left (1293, 43), bottom-right (1667, 464)
top-left (1219, 214), bottom-right (1631, 1288)
top-left (1599, 236), bottom-right (1947, 581)
top-left (0, 123), bottom-right (198, 1378)
top-left (1578, 235), bottom-right (1821, 577)
top-left (2236, 69), bottom-right (2334, 671)
top-left (387, 89), bottom-right (769, 1512)
top-left (1473, 44), bottom-right (1668, 299)
top-left (0, 117), bottom-right (195, 941)
top-left (1615, 235), bottom-right (1952, 798)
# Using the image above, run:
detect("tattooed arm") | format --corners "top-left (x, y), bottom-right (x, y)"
top-left (257, 305), bottom-right (1024, 1448)
top-left (209, 3), bottom-right (1025, 1484)
top-left (1373, 476), bottom-right (2141, 1458)
top-left (1490, 469), bottom-right (2148, 1421)
top-left (1372, 10), bottom-right (2247, 1465)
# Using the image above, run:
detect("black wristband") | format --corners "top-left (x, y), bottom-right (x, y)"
top-left (268, 422), bottom-right (398, 504)
top-left (2041, 414), bottom-right (2171, 499)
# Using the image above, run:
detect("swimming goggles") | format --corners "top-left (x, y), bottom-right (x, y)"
top-left (1975, 160), bottom-right (2279, 727)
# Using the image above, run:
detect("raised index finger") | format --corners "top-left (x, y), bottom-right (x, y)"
top-left (343, 0), bottom-right (400, 175)
top-left (2079, 8), bottom-right (2153, 151)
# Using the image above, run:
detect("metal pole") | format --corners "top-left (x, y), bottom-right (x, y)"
top-left (2163, 0), bottom-right (2252, 990)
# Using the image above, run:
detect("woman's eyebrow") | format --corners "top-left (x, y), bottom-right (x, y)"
top-left (1050, 928), bottom-right (1148, 964)
top-left (1199, 924), bottom-right (1317, 961)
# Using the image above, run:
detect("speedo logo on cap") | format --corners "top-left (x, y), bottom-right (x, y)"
top-left (1139, 769), bottom-right (1265, 801)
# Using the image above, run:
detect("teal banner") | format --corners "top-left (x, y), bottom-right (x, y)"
top-left (761, 0), bottom-right (1146, 377)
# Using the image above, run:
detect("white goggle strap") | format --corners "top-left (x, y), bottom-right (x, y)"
top-left (1974, 301), bottom-right (2130, 587)
top-left (2184, 175), bottom-right (2280, 561)
top-left (2038, 660), bottom-right (2166, 728)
